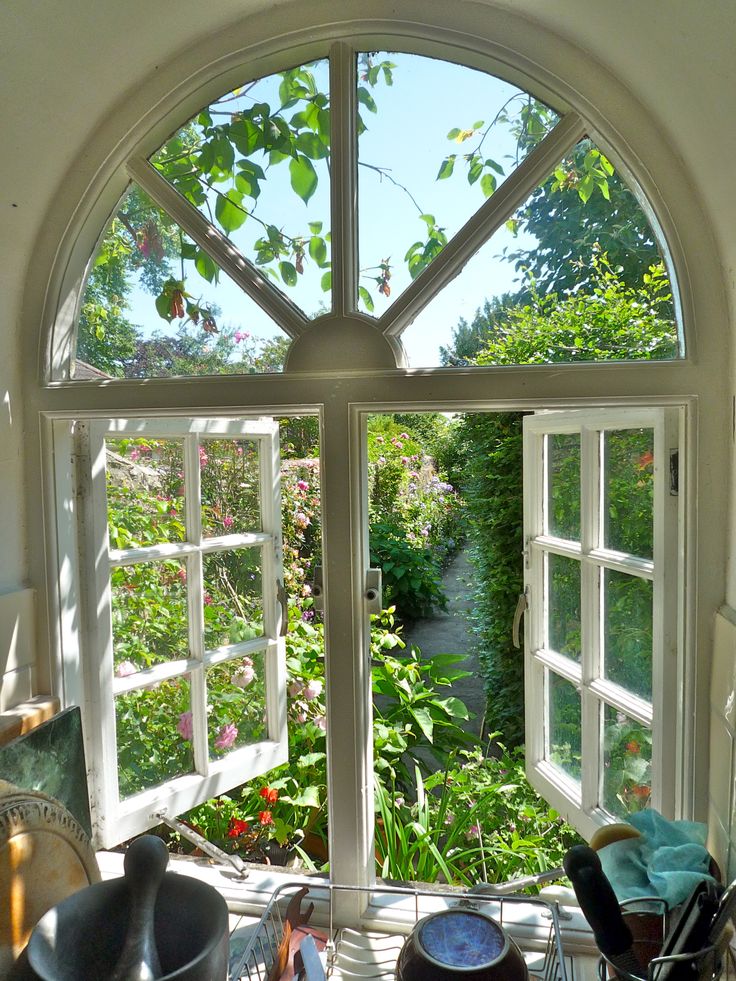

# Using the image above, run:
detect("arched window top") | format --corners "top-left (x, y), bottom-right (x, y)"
top-left (69, 43), bottom-right (681, 381)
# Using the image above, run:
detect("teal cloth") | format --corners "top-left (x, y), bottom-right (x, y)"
top-left (596, 810), bottom-right (716, 908)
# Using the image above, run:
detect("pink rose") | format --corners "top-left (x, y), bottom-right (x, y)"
top-left (214, 722), bottom-right (238, 750)
top-left (177, 711), bottom-right (193, 741)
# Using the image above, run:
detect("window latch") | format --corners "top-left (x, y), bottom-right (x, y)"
top-left (512, 589), bottom-right (529, 649)
top-left (311, 566), bottom-right (324, 612)
top-left (364, 568), bottom-right (382, 615)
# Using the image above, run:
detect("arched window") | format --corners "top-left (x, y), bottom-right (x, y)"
top-left (41, 35), bottom-right (695, 886)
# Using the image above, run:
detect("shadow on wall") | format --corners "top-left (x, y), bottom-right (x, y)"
top-left (0, 591), bottom-right (36, 711)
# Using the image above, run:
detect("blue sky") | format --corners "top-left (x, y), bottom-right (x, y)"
top-left (126, 51), bottom-right (549, 367)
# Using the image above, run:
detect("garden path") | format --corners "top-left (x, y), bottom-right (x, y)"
top-left (404, 548), bottom-right (486, 738)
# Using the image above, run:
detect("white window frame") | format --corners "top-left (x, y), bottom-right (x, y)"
top-left (522, 407), bottom-right (682, 839)
top-left (56, 415), bottom-right (287, 848)
top-left (32, 27), bottom-right (717, 898)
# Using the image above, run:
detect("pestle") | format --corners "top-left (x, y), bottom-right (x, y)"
top-left (109, 835), bottom-right (169, 981)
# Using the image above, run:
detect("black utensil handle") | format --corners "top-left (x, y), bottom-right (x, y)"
top-left (563, 845), bottom-right (634, 957)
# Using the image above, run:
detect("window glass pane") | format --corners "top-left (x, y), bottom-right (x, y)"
top-left (356, 51), bottom-right (556, 315)
top-left (206, 654), bottom-right (267, 760)
top-left (116, 675), bottom-right (194, 798)
top-left (604, 429), bottom-right (654, 558)
top-left (603, 570), bottom-right (653, 700)
top-left (547, 670), bottom-right (581, 783)
top-left (200, 438), bottom-right (261, 536)
top-left (403, 139), bottom-right (679, 369)
top-left (547, 553), bottom-right (581, 661)
top-left (75, 184), bottom-right (289, 380)
top-left (106, 437), bottom-right (185, 548)
top-left (203, 547), bottom-right (263, 650)
top-left (602, 704), bottom-right (652, 816)
top-left (150, 61), bottom-right (331, 318)
top-left (112, 560), bottom-right (189, 671)
top-left (546, 433), bottom-right (580, 540)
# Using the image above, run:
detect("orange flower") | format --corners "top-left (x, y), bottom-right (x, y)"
top-left (259, 786), bottom-right (279, 804)
top-left (626, 740), bottom-right (640, 753)
top-left (227, 818), bottom-right (249, 838)
top-left (259, 810), bottom-right (274, 826)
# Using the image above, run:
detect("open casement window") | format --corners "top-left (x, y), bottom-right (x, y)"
top-left (522, 407), bottom-right (681, 839)
top-left (75, 416), bottom-right (287, 848)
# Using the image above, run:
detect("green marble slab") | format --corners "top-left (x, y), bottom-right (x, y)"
top-left (0, 706), bottom-right (91, 837)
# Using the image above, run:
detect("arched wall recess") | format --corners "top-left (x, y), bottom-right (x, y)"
top-left (19, 1), bottom-right (731, 880)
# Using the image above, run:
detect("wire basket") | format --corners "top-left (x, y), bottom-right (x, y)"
top-left (230, 880), bottom-right (574, 981)
top-left (596, 899), bottom-right (723, 981)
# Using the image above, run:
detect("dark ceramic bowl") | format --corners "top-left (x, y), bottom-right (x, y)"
top-left (26, 871), bottom-right (229, 981)
top-left (396, 908), bottom-right (530, 981)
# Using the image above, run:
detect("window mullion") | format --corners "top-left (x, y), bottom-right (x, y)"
top-left (381, 112), bottom-right (587, 338)
top-left (328, 42), bottom-right (359, 318)
top-left (580, 426), bottom-right (600, 814)
top-left (126, 157), bottom-right (307, 338)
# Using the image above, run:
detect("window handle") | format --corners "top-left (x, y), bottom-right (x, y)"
top-left (512, 589), bottom-right (528, 649)
top-left (277, 580), bottom-right (289, 636)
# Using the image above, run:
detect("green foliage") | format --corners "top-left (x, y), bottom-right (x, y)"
top-left (370, 523), bottom-right (447, 621)
top-left (375, 740), bottom-right (582, 887)
top-left (458, 412), bottom-right (525, 745)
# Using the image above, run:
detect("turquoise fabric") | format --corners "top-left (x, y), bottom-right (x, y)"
top-left (596, 810), bottom-right (716, 907)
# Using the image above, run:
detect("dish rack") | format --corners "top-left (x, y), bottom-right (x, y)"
top-left (230, 881), bottom-right (574, 981)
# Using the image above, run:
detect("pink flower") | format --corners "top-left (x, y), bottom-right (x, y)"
top-left (177, 567), bottom-right (187, 582)
top-left (303, 679), bottom-right (323, 701)
top-left (294, 511), bottom-right (310, 529)
top-left (234, 330), bottom-right (250, 342)
top-left (177, 711), bottom-right (193, 741)
top-left (315, 716), bottom-right (327, 731)
top-left (297, 479), bottom-right (309, 491)
top-left (288, 681), bottom-right (303, 698)
top-left (231, 665), bottom-right (255, 688)
top-left (203, 592), bottom-right (213, 606)
top-left (214, 722), bottom-right (238, 750)
top-left (399, 433), bottom-right (409, 440)
top-left (222, 515), bottom-right (234, 528)
top-left (296, 710), bottom-right (307, 724)
top-left (198, 446), bottom-right (209, 468)
top-left (115, 660), bottom-right (136, 678)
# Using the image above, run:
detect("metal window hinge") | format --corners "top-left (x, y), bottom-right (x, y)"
top-left (155, 809), bottom-right (249, 879)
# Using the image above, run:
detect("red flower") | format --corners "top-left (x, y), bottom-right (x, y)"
top-left (638, 450), bottom-right (654, 469)
top-left (626, 740), bottom-right (641, 754)
top-left (630, 784), bottom-right (651, 800)
top-left (259, 810), bottom-right (274, 826)
top-left (259, 786), bottom-right (279, 804)
top-left (227, 818), bottom-right (249, 838)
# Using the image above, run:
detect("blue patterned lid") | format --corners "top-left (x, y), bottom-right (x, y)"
top-left (417, 910), bottom-right (507, 969)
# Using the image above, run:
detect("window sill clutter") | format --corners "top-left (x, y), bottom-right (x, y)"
top-left (95, 850), bottom-right (601, 981)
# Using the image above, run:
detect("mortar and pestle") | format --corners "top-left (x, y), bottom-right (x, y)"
top-left (18, 835), bottom-right (229, 980)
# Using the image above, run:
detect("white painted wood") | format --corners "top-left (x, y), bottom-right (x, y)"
top-left (523, 406), bottom-right (681, 835)
top-left (328, 42), bottom-right (359, 318)
top-left (75, 416), bottom-right (288, 847)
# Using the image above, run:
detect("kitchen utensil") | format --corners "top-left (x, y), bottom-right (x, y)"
top-left (395, 908), bottom-right (529, 981)
top-left (26, 845), bottom-right (229, 980)
top-left (563, 845), bottom-right (641, 978)
top-left (109, 835), bottom-right (167, 980)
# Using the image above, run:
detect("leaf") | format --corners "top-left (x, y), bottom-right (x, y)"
top-left (467, 156), bottom-right (483, 185)
top-left (309, 221), bottom-right (323, 234)
top-left (480, 173), bottom-right (497, 198)
top-left (436, 157), bottom-right (455, 180)
top-left (320, 270), bottom-right (332, 292)
top-left (359, 286), bottom-right (375, 312)
top-left (215, 191), bottom-right (247, 233)
top-left (357, 86), bottom-right (377, 113)
top-left (279, 260), bottom-right (298, 286)
top-left (155, 292), bottom-right (172, 321)
top-left (409, 706), bottom-right (434, 743)
top-left (296, 131), bottom-right (328, 159)
top-left (289, 155), bottom-right (318, 204)
top-left (288, 785), bottom-right (322, 808)
top-left (308, 236), bottom-right (327, 266)
top-left (195, 250), bottom-right (218, 283)
top-left (446, 127), bottom-right (461, 140)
